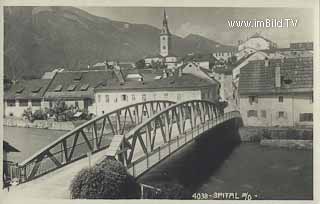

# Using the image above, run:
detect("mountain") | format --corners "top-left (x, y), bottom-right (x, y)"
top-left (4, 6), bottom-right (235, 79)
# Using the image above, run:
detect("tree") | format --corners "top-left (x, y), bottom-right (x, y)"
top-left (70, 159), bottom-right (140, 199)
top-left (135, 59), bottom-right (146, 69)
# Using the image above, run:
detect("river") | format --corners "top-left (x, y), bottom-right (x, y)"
top-left (4, 126), bottom-right (313, 200)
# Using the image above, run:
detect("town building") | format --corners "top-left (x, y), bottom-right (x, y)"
top-left (3, 140), bottom-right (20, 186)
top-left (182, 53), bottom-right (217, 70)
top-left (238, 57), bottom-right (313, 127)
top-left (210, 66), bottom-right (233, 104)
top-left (212, 46), bottom-right (237, 61)
top-left (3, 79), bottom-right (52, 118)
top-left (237, 33), bottom-right (277, 59)
top-left (43, 70), bottom-right (119, 115)
top-left (94, 72), bottom-right (220, 116)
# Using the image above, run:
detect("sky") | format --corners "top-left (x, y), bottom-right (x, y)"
top-left (78, 7), bottom-right (314, 47)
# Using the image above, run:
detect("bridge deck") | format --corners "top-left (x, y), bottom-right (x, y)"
top-left (3, 147), bottom-right (109, 199)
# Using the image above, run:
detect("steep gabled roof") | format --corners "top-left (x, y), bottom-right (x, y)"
top-left (4, 79), bottom-right (52, 100)
top-left (239, 57), bottom-right (313, 95)
top-left (45, 70), bottom-right (115, 99)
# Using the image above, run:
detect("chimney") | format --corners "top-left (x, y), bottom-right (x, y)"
top-left (105, 60), bottom-right (108, 71)
top-left (275, 65), bottom-right (281, 88)
top-left (264, 58), bottom-right (269, 67)
top-left (178, 68), bottom-right (182, 77)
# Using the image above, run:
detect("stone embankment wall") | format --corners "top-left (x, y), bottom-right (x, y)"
top-left (239, 126), bottom-right (313, 150)
top-left (4, 118), bottom-right (77, 131)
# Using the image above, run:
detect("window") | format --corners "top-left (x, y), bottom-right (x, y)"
top-left (164, 93), bottom-right (168, 98)
top-left (310, 95), bottom-right (313, 104)
top-left (261, 110), bottom-right (267, 118)
top-left (247, 110), bottom-right (258, 118)
top-left (177, 94), bottom-right (182, 101)
top-left (114, 98), bottom-right (118, 103)
top-left (105, 95), bottom-right (109, 103)
top-left (300, 113), bottom-right (313, 122)
top-left (278, 111), bottom-right (286, 119)
top-left (98, 95), bottom-right (101, 103)
top-left (19, 99), bottom-right (28, 107)
top-left (121, 94), bottom-right (128, 101)
top-left (162, 46), bottom-right (166, 50)
top-left (162, 37), bottom-right (166, 40)
top-left (248, 96), bottom-right (258, 104)
top-left (142, 94), bottom-right (146, 102)
top-left (132, 94), bottom-right (136, 101)
top-left (278, 96), bottom-right (284, 103)
top-left (31, 99), bottom-right (41, 107)
top-left (7, 100), bottom-right (15, 107)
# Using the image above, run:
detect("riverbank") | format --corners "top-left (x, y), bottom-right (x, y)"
top-left (3, 118), bottom-right (87, 131)
top-left (239, 126), bottom-right (313, 150)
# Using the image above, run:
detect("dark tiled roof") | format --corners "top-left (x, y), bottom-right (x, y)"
top-left (45, 70), bottom-right (115, 99)
top-left (212, 46), bottom-right (237, 53)
top-left (239, 57), bottom-right (313, 95)
top-left (4, 79), bottom-right (51, 100)
top-left (231, 52), bottom-right (257, 68)
top-left (96, 73), bottom-right (217, 91)
top-left (183, 53), bottom-right (217, 63)
top-left (3, 140), bottom-right (20, 152)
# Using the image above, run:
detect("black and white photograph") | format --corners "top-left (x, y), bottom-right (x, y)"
top-left (2, 0), bottom-right (318, 202)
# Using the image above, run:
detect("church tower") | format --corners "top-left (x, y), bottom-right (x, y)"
top-left (160, 9), bottom-right (171, 57)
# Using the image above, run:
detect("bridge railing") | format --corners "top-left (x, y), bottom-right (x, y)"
top-left (17, 100), bottom-right (175, 183)
top-left (115, 100), bottom-right (241, 177)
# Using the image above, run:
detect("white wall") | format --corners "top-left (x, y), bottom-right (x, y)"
top-left (95, 90), bottom-right (202, 116)
top-left (240, 94), bottom-right (313, 127)
top-left (4, 99), bottom-right (44, 118)
top-left (238, 38), bottom-right (270, 51)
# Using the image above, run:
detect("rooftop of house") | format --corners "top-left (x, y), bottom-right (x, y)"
top-left (248, 33), bottom-right (276, 45)
top-left (96, 73), bottom-right (217, 92)
top-left (239, 57), bottom-right (313, 95)
top-left (45, 70), bottom-right (117, 99)
top-left (182, 53), bottom-right (217, 63)
top-left (212, 45), bottom-right (237, 53)
top-left (3, 140), bottom-right (20, 153)
top-left (4, 79), bottom-right (52, 100)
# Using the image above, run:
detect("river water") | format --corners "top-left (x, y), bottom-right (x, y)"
top-left (4, 126), bottom-right (313, 200)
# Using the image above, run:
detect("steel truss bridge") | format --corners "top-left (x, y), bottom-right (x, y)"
top-left (4, 100), bottom-right (241, 199)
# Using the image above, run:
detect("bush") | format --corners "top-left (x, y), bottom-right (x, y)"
top-left (70, 159), bottom-right (140, 199)
top-left (146, 183), bottom-right (190, 199)
top-left (33, 109), bottom-right (47, 120)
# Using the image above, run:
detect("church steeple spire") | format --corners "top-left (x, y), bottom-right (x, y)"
top-left (160, 8), bottom-right (171, 57)
top-left (161, 8), bottom-right (170, 35)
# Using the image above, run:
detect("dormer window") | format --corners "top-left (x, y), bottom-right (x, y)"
top-left (16, 87), bottom-right (24, 94)
top-left (32, 87), bottom-right (42, 93)
top-left (74, 73), bottom-right (83, 81)
top-left (80, 84), bottom-right (89, 91)
top-left (67, 84), bottom-right (76, 91)
top-left (54, 85), bottom-right (63, 92)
